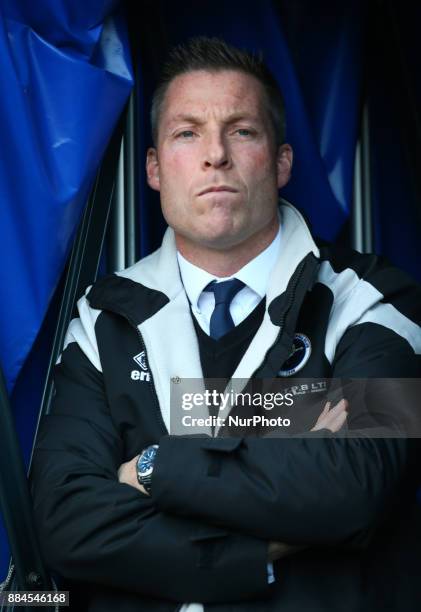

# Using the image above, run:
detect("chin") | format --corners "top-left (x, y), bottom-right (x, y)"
top-left (200, 231), bottom-right (246, 251)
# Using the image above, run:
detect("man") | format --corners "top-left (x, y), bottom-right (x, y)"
top-left (31, 37), bottom-right (421, 611)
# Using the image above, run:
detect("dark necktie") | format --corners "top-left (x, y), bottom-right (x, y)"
top-left (204, 278), bottom-right (245, 340)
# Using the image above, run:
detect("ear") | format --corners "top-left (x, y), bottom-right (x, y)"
top-left (146, 147), bottom-right (160, 191)
top-left (276, 143), bottom-right (293, 190)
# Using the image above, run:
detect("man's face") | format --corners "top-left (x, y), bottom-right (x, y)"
top-left (147, 69), bottom-right (292, 252)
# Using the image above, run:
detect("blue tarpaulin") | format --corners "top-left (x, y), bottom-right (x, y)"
top-left (0, 0), bottom-right (133, 579)
top-left (0, 0), bottom-right (133, 393)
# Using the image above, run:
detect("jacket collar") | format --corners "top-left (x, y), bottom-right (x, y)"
top-left (267, 200), bottom-right (319, 302)
top-left (115, 200), bottom-right (319, 309)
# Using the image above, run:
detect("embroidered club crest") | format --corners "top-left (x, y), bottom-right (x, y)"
top-left (278, 333), bottom-right (312, 377)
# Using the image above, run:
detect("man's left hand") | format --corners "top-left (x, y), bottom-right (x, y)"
top-left (118, 454), bottom-right (149, 495)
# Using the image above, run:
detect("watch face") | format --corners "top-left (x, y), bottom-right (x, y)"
top-left (138, 445), bottom-right (158, 476)
top-left (138, 457), bottom-right (153, 476)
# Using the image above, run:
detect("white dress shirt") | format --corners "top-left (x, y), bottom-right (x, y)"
top-left (177, 228), bottom-right (280, 612)
top-left (177, 226), bottom-right (281, 335)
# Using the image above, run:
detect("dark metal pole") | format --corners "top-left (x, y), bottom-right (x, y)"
top-left (124, 90), bottom-right (138, 267)
top-left (108, 139), bottom-right (126, 273)
top-left (352, 102), bottom-right (374, 253)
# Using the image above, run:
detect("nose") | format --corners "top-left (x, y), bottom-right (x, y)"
top-left (201, 132), bottom-right (231, 170)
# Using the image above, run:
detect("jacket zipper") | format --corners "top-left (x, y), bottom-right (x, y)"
top-left (277, 258), bottom-right (307, 332)
top-left (249, 258), bottom-right (308, 380)
top-left (214, 259), bottom-right (311, 439)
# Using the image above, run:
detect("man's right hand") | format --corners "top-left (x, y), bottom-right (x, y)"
top-left (311, 398), bottom-right (348, 432)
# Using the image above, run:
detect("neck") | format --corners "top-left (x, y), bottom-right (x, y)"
top-left (175, 216), bottom-right (279, 277)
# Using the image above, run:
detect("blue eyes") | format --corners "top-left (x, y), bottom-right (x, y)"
top-left (176, 129), bottom-right (253, 139)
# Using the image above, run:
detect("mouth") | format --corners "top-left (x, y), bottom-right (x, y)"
top-left (198, 186), bottom-right (238, 196)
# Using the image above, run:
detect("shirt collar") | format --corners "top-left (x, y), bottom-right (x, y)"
top-left (177, 225), bottom-right (281, 311)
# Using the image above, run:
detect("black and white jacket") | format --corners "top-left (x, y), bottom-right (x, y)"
top-left (31, 202), bottom-right (421, 612)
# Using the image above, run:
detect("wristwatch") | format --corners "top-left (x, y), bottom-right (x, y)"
top-left (136, 444), bottom-right (159, 493)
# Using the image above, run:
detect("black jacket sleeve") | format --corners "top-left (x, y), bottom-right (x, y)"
top-left (30, 342), bottom-right (269, 604)
top-left (152, 434), bottom-right (413, 545)
top-left (151, 323), bottom-right (421, 545)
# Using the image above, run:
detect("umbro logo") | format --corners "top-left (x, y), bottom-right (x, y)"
top-left (131, 351), bottom-right (151, 382)
top-left (133, 351), bottom-right (148, 371)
